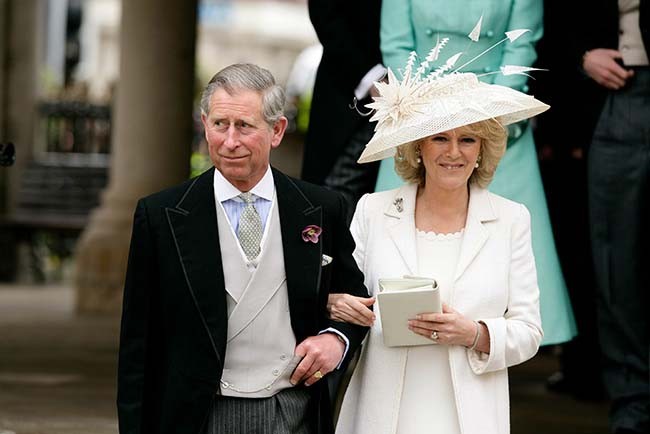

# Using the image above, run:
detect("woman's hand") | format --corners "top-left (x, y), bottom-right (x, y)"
top-left (327, 293), bottom-right (376, 327)
top-left (408, 303), bottom-right (489, 352)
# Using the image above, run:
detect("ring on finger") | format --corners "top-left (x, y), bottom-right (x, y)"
top-left (313, 370), bottom-right (323, 379)
top-left (430, 330), bottom-right (439, 341)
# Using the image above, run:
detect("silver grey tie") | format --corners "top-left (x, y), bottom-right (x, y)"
top-left (237, 192), bottom-right (263, 261)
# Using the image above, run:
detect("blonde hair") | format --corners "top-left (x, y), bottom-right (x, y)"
top-left (394, 119), bottom-right (507, 188)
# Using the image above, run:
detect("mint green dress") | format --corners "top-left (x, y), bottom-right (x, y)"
top-left (376, 0), bottom-right (576, 345)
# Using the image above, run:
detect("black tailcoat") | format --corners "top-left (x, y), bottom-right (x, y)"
top-left (117, 167), bottom-right (369, 434)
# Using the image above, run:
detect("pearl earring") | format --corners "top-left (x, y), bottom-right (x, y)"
top-left (416, 147), bottom-right (422, 164)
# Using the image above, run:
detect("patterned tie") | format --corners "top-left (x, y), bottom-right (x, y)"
top-left (237, 192), bottom-right (263, 261)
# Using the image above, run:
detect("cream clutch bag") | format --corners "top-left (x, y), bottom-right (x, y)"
top-left (377, 276), bottom-right (441, 347)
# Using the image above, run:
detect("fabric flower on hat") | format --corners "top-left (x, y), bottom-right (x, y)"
top-left (366, 39), bottom-right (462, 130)
top-left (367, 68), bottom-right (426, 128)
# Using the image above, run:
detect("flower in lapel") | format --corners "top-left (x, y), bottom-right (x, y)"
top-left (301, 225), bottom-right (322, 243)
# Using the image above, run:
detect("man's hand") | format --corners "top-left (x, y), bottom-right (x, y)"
top-left (583, 49), bottom-right (634, 90)
top-left (290, 333), bottom-right (345, 386)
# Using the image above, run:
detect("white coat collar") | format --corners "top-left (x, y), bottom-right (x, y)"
top-left (383, 183), bottom-right (497, 281)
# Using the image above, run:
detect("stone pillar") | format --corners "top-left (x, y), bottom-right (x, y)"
top-left (0, 0), bottom-right (7, 219)
top-left (75, 0), bottom-right (197, 313)
top-left (1, 0), bottom-right (41, 214)
top-left (0, 0), bottom-right (6, 142)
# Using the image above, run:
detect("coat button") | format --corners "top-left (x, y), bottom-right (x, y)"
top-left (425, 28), bottom-right (434, 37)
top-left (522, 84), bottom-right (529, 93)
top-left (272, 369), bottom-right (280, 376)
top-left (483, 66), bottom-right (492, 73)
top-left (486, 30), bottom-right (494, 37)
top-left (266, 385), bottom-right (272, 390)
top-left (280, 354), bottom-right (288, 360)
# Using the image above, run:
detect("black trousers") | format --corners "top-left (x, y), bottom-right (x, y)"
top-left (587, 68), bottom-right (650, 433)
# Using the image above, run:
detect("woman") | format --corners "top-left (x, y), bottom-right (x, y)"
top-left (372, 1), bottom-right (576, 345)
top-left (332, 60), bottom-right (545, 433)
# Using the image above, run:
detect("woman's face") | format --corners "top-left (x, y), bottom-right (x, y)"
top-left (420, 127), bottom-right (481, 192)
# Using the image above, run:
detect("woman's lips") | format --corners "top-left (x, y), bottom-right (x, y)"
top-left (439, 163), bottom-right (465, 170)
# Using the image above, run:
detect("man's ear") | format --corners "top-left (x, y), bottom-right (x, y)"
top-left (201, 113), bottom-right (209, 139)
top-left (270, 116), bottom-right (288, 149)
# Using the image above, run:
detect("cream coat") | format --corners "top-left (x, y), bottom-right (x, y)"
top-left (336, 184), bottom-right (543, 434)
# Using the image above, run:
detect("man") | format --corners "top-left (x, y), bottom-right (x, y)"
top-left (117, 63), bottom-right (370, 434)
top-left (573, 1), bottom-right (649, 432)
top-left (529, 1), bottom-right (605, 402)
top-left (301, 0), bottom-right (383, 220)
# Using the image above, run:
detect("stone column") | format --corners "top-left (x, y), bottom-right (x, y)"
top-left (75, 0), bottom-right (197, 313)
top-left (0, 0), bottom-right (6, 142)
top-left (1, 0), bottom-right (41, 214)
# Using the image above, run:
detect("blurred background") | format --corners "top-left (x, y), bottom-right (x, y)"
top-left (0, 1), bottom-right (610, 433)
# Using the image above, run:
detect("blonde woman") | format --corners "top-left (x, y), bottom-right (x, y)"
top-left (330, 55), bottom-right (547, 433)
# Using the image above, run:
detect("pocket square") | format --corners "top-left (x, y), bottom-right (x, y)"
top-left (321, 254), bottom-right (333, 267)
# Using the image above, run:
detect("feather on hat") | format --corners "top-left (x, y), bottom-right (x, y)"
top-left (357, 19), bottom-right (549, 164)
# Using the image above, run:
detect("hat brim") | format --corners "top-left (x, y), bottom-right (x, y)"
top-left (358, 82), bottom-right (549, 164)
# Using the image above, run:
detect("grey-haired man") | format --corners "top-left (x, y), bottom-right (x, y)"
top-left (117, 63), bottom-right (369, 434)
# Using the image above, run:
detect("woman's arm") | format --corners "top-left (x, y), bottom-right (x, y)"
top-left (467, 204), bottom-right (543, 374)
top-left (327, 194), bottom-right (376, 327)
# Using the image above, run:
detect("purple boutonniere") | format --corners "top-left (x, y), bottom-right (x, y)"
top-left (302, 225), bottom-right (322, 243)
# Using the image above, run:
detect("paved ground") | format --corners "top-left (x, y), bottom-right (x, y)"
top-left (0, 284), bottom-right (610, 434)
top-left (0, 285), bottom-right (118, 434)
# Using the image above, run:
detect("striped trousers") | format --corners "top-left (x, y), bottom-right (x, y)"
top-left (204, 387), bottom-right (312, 434)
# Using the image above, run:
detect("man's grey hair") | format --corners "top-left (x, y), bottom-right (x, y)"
top-left (200, 63), bottom-right (285, 126)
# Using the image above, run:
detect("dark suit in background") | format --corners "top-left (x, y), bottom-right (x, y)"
top-left (529, 0), bottom-right (605, 402)
top-left (301, 0), bottom-right (383, 220)
top-left (572, 1), bottom-right (649, 432)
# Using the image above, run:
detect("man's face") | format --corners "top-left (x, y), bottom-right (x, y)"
top-left (201, 88), bottom-right (287, 191)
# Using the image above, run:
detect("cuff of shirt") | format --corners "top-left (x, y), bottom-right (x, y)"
top-left (354, 64), bottom-right (388, 100)
top-left (318, 328), bottom-right (350, 369)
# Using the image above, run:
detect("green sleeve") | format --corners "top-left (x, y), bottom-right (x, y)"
top-left (380, 0), bottom-right (414, 74)
top-left (493, 0), bottom-right (544, 91)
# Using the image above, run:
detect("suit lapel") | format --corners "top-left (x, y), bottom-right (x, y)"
top-left (273, 168), bottom-right (322, 340)
top-left (165, 167), bottom-right (227, 363)
top-left (453, 187), bottom-right (497, 282)
top-left (385, 184), bottom-right (419, 276)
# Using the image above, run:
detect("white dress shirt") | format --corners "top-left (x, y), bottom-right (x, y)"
top-left (213, 166), bottom-right (274, 270)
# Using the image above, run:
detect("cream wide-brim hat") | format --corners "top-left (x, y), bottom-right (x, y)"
top-left (357, 73), bottom-right (549, 164)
